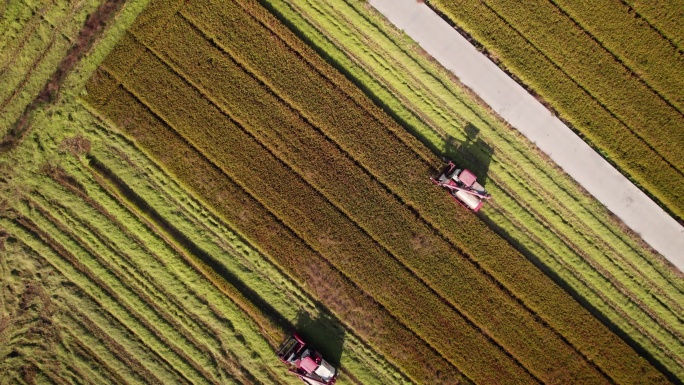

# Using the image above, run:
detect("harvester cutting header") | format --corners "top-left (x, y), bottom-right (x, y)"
top-left (276, 333), bottom-right (337, 385)
top-left (431, 160), bottom-right (491, 212)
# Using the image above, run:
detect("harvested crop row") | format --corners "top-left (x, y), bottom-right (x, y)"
top-left (0, 0), bottom-right (57, 71)
top-left (39, 146), bottom-right (308, 385)
top-left (141, 12), bottom-right (613, 384)
top-left (182, 0), bottom-right (669, 383)
top-left (0, 0), bottom-right (98, 134)
top-left (38, 153), bottom-right (302, 384)
top-left (3, 218), bottom-right (188, 385)
top-left (85, 72), bottom-right (470, 385)
top-left (100, 43), bottom-right (537, 383)
top-left (19, 201), bottom-right (222, 385)
top-left (59, 310), bottom-right (158, 385)
top-left (429, 0), bottom-right (684, 219)
top-left (550, 0), bottom-right (684, 111)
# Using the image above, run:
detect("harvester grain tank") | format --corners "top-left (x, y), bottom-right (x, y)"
top-left (276, 333), bottom-right (337, 385)
top-left (431, 160), bottom-right (491, 212)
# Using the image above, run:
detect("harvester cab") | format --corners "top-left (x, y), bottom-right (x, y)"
top-left (276, 333), bottom-right (337, 385)
top-left (431, 160), bottom-right (491, 212)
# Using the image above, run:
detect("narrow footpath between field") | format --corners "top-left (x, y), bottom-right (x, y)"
top-left (368, 0), bottom-right (684, 272)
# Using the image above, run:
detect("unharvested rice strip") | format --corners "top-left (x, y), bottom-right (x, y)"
top-left (113, 67), bottom-right (520, 383)
top-left (215, 0), bottom-right (436, 168)
top-left (11, 214), bottom-right (211, 385)
top-left (548, 0), bottom-right (684, 113)
top-left (428, 0), bottom-right (684, 218)
top-left (145, 15), bottom-right (617, 385)
top-left (208, 0), bottom-right (648, 372)
top-left (35, 189), bottom-right (238, 374)
top-left (88, 145), bottom-right (408, 385)
top-left (320, 0), bottom-right (684, 344)
top-left (92, 0), bottom-right (185, 108)
top-left (7, 224), bottom-right (175, 385)
top-left (620, 0), bottom-right (684, 52)
top-left (477, 0), bottom-right (684, 165)
top-left (26, 198), bottom-right (226, 385)
top-left (198, 0), bottom-right (668, 380)
top-left (105, 40), bottom-right (544, 385)
top-left (89, 82), bottom-right (478, 385)
top-left (292, 0), bottom-right (684, 321)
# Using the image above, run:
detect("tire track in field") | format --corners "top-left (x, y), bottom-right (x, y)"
top-left (92, 76), bottom-right (469, 385)
top-left (27, 200), bottom-right (225, 385)
top-left (11, 213), bottom-right (210, 385)
top-left (159, 12), bottom-right (613, 384)
top-left (35, 189), bottom-right (242, 382)
top-left (6, 225), bottom-right (176, 385)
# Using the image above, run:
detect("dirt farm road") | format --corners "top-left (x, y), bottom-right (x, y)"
top-left (368, 0), bottom-right (684, 272)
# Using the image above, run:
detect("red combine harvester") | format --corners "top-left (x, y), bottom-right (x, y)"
top-left (276, 333), bottom-right (337, 385)
top-left (431, 160), bottom-right (491, 212)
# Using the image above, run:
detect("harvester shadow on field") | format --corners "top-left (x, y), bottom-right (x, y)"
top-left (293, 310), bottom-right (345, 367)
top-left (440, 123), bottom-right (493, 188)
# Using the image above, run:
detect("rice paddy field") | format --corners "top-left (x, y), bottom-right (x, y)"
top-left (428, 0), bottom-right (684, 222)
top-left (1, 0), bottom-right (682, 384)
